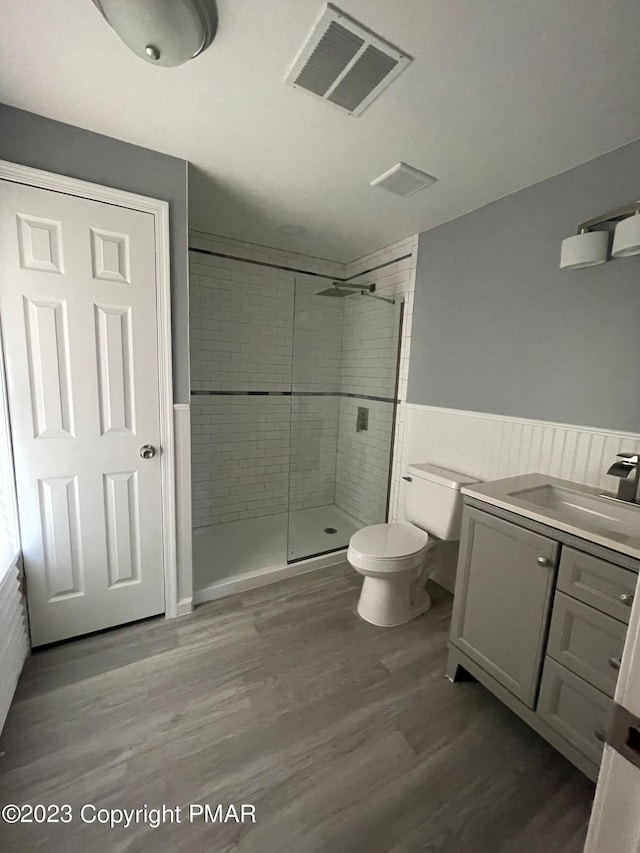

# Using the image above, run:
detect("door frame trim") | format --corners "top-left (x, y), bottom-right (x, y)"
top-left (0, 159), bottom-right (178, 620)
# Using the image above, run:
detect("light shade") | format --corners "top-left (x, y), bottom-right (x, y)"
top-left (612, 213), bottom-right (640, 258)
top-left (559, 231), bottom-right (608, 269)
top-left (94, 0), bottom-right (217, 67)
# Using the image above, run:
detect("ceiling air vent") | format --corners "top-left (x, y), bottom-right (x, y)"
top-left (285, 4), bottom-right (411, 117)
top-left (370, 162), bottom-right (437, 197)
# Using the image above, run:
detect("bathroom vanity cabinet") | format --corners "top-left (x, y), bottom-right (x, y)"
top-left (447, 499), bottom-right (638, 781)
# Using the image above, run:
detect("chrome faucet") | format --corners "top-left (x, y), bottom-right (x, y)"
top-left (606, 453), bottom-right (640, 503)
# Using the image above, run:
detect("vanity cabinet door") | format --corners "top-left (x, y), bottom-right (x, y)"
top-left (450, 509), bottom-right (558, 707)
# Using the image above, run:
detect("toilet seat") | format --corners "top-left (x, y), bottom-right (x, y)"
top-left (348, 523), bottom-right (428, 574)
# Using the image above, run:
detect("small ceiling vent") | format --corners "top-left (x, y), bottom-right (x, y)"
top-left (370, 163), bottom-right (437, 197)
top-left (285, 4), bottom-right (411, 117)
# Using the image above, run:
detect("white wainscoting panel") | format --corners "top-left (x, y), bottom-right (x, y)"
top-left (400, 404), bottom-right (640, 507)
top-left (0, 563), bottom-right (29, 733)
top-left (174, 404), bottom-right (193, 616)
top-left (398, 404), bottom-right (640, 591)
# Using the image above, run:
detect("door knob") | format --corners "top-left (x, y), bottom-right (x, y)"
top-left (620, 593), bottom-right (634, 606)
top-left (139, 444), bottom-right (156, 459)
top-left (536, 556), bottom-right (551, 567)
top-left (608, 657), bottom-right (622, 671)
top-left (594, 729), bottom-right (606, 743)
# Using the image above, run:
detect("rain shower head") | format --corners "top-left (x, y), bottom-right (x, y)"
top-left (316, 282), bottom-right (375, 297)
top-left (315, 281), bottom-right (396, 304)
top-left (316, 284), bottom-right (351, 297)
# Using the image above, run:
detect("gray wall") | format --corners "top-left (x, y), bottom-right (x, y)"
top-left (0, 104), bottom-right (190, 403)
top-left (408, 138), bottom-right (640, 432)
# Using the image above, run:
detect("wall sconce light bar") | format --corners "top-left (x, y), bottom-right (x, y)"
top-left (576, 200), bottom-right (640, 233)
top-left (560, 199), bottom-right (640, 269)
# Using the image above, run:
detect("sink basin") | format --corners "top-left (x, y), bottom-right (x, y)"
top-left (509, 484), bottom-right (640, 540)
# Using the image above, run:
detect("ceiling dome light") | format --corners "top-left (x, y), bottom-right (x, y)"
top-left (612, 211), bottom-right (640, 258)
top-left (559, 231), bottom-right (608, 269)
top-left (92, 0), bottom-right (218, 67)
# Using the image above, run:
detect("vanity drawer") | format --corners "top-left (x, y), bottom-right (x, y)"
top-left (537, 657), bottom-right (611, 766)
top-left (557, 548), bottom-right (637, 623)
top-left (547, 592), bottom-right (626, 697)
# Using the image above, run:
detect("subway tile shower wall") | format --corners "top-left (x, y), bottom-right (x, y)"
top-left (188, 230), bottom-right (418, 530)
top-left (292, 280), bottom-right (344, 392)
top-left (191, 395), bottom-right (291, 527)
top-left (189, 257), bottom-right (294, 392)
top-left (335, 397), bottom-right (395, 525)
top-left (335, 293), bottom-right (401, 524)
top-left (290, 396), bottom-right (340, 511)
top-left (189, 233), bottom-right (345, 527)
top-left (342, 236), bottom-right (419, 526)
top-left (340, 296), bottom-right (400, 399)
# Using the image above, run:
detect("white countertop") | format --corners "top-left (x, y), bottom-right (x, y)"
top-left (462, 472), bottom-right (640, 562)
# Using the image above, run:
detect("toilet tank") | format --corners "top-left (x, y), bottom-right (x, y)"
top-left (404, 464), bottom-right (478, 540)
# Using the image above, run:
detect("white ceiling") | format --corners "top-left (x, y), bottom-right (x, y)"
top-left (2, 0), bottom-right (640, 262)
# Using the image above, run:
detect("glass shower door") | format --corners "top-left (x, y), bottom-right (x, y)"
top-left (286, 277), bottom-right (403, 562)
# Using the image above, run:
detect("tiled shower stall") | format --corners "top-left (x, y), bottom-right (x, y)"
top-left (189, 230), bottom-right (416, 596)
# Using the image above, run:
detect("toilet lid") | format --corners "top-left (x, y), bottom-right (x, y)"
top-left (349, 523), bottom-right (428, 560)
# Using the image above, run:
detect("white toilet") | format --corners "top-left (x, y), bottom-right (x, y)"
top-left (348, 464), bottom-right (477, 627)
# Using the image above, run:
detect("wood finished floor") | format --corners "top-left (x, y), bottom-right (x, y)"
top-left (0, 564), bottom-right (594, 853)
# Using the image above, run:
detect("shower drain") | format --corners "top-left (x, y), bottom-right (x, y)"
top-left (324, 527), bottom-right (338, 534)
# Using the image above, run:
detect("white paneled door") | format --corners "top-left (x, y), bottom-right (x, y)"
top-left (0, 180), bottom-right (166, 646)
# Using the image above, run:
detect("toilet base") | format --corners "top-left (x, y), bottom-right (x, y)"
top-left (356, 573), bottom-right (432, 627)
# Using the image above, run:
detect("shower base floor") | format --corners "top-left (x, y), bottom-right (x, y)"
top-left (193, 504), bottom-right (363, 593)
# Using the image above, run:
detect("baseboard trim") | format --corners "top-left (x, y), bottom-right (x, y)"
top-left (176, 597), bottom-right (193, 617)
